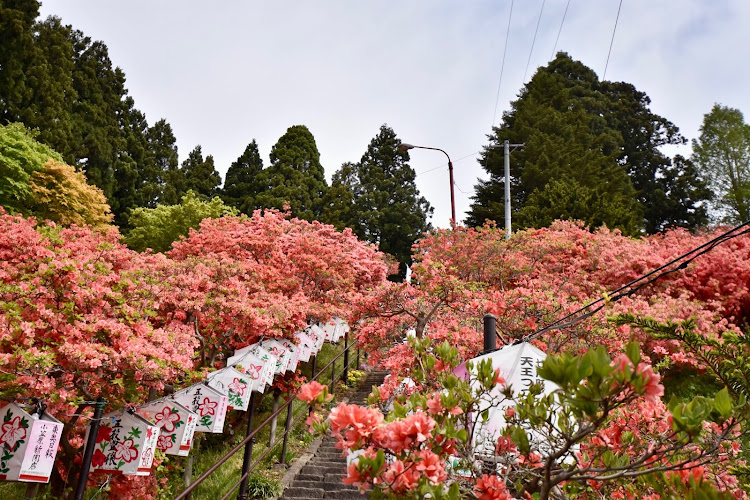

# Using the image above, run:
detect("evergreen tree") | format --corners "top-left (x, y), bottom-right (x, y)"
top-left (468, 52), bottom-right (709, 234)
top-left (147, 119), bottom-right (181, 206)
top-left (324, 125), bottom-right (432, 278)
top-left (692, 104), bottom-right (750, 223)
top-left (222, 140), bottom-right (264, 212)
top-left (181, 145), bottom-right (221, 199)
top-left (0, 2), bottom-right (181, 227)
top-left (254, 125), bottom-right (327, 220)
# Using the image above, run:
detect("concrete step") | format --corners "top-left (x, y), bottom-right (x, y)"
top-left (280, 486), bottom-right (325, 498)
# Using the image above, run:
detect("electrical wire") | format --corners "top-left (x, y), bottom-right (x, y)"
top-left (523, 0), bottom-right (547, 82)
top-left (551, 0), bottom-right (572, 59)
top-left (415, 151), bottom-right (480, 177)
top-left (603, 0), bottom-right (623, 79)
top-left (492, 0), bottom-right (515, 128)
top-left (514, 221), bottom-right (750, 345)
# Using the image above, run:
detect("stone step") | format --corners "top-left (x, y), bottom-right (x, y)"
top-left (280, 486), bottom-right (325, 498)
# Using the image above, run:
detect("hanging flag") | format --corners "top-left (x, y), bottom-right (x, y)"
top-left (457, 342), bottom-right (557, 459)
top-left (136, 401), bottom-right (197, 457)
top-left (229, 350), bottom-right (271, 393)
top-left (306, 324), bottom-right (326, 351)
top-left (0, 402), bottom-right (63, 484)
top-left (206, 367), bottom-right (253, 411)
top-left (294, 331), bottom-right (316, 362)
top-left (277, 339), bottom-right (300, 372)
top-left (260, 339), bottom-right (293, 374)
top-left (87, 409), bottom-right (158, 476)
top-left (171, 384), bottom-right (228, 433)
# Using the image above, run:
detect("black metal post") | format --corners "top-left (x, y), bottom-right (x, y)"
top-left (483, 314), bottom-right (497, 354)
top-left (311, 355), bottom-right (317, 379)
top-left (237, 392), bottom-right (257, 500)
top-left (279, 400), bottom-right (294, 465)
top-left (343, 329), bottom-right (349, 384)
top-left (74, 397), bottom-right (106, 500)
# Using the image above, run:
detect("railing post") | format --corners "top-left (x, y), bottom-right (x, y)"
top-left (279, 400), bottom-right (294, 465)
top-left (343, 329), bottom-right (349, 384)
top-left (74, 397), bottom-right (106, 500)
top-left (483, 314), bottom-right (497, 354)
top-left (311, 355), bottom-right (317, 380)
top-left (237, 392), bottom-right (257, 500)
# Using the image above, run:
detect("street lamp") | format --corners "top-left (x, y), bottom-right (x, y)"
top-left (398, 143), bottom-right (456, 224)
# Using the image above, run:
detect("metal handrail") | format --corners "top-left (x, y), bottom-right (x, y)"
top-left (175, 337), bottom-right (359, 500)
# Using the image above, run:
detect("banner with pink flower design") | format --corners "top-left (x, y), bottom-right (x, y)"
top-left (229, 350), bottom-right (271, 394)
top-left (0, 403), bottom-right (63, 483)
top-left (171, 384), bottom-right (228, 433)
top-left (278, 339), bottom-right (300, 372)
top-left (307, 324), bottom-right (326, 351)
top-left (294, 331), bottom-right (316, 363)
top-left (207, 367), bottom-right (252, 411)
top-left (86, 409), bottom-right (159, 476)
top-left (136, 400), bottom-right (197, 457)
top-left (260, 339), bottom-right (294, 374)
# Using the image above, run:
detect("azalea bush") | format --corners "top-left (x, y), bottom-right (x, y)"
top-left (0, 209), bottom-right (389, 499)
top-left (301, 336), bottom-right (747, 499)
top-left (353, 221), bottom-right (750, 380)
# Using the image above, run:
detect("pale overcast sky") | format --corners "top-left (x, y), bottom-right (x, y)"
top-left (39, 1), bottom-right (750, 228)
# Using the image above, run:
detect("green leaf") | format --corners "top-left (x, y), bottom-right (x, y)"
top-left (713, 387), bottom-right (732, 419)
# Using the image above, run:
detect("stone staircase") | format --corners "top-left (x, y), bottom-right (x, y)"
top-left (277, 370), bottom-right (389, 500)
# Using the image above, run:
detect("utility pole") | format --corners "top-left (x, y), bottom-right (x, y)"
top-left (501, 140), bottom-right (524, 239)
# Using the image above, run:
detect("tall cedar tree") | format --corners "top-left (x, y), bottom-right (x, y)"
top-left (468, 52), bottom-right (710, 234)
top-left (222, 139), bottom-right (264, 212)
top-left (180, 145), bottom-right (221, 199)
top-left (322, 125), bottom-right (432, 278)
top-left (0, 1), bottom-right (182, 226)
top-left (255, 125), bottom-right (327, 221)
top-left (692, 104), bottom-right (750, 223)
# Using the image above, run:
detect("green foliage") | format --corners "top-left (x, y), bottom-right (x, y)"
top-left (0, 122), bottom-right (63, 213)
top-left (614, 314), bottom-right (750, 400)
top-left (222, 140), bottom-right (264, 212)
top-left (254, 125), bottom-right (328, 221)
top-left (692, 103), bottom-right (750, 223)
top-left (0, 2), bottom-right (183, 226)
top-left (322, 125), bottom-right (432, 277)
top-left (181, 145), bottom-right (222, 199)
top-left (245, 474), bottom-right (282, 499)
top-left (468, 52), bottom-right (709, 234)
top-left (125, 190), bottom-right (238, 252)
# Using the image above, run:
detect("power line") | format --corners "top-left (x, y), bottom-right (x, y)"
top-left (415, 152), bottom-right (480, 177)
top-left (603, 0), bottom-right (623, 80)
top-left (492, 0), bottom-right (514, 128)
top-left (523, 0), bottom-right (547, 82)
top-left (551, 0), bottom-right (571, 59)
top-left (515, 220), bottom-right (750, 345)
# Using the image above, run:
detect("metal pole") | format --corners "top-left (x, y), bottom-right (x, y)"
top-left (279, 400), bottom-right (294, 465)
top-left (74, 397), bottom-right (106, 500)
top-left (237, 392), bottom-right (257, 500)
top-left (504, 140), bottom-right (511, 239)
top-left (343, 329), bottom-right (349, 384)
top-left (311, 355), bottom-right (317, 380)
top-left (448, 160), bottom-right (456, 225)
top-left (483, 314), bottom-right (497, 354)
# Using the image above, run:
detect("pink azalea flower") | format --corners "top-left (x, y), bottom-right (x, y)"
top-left (474, 473), bottom-right (512, 500)
top-left (414, 449), bottom-right (447, 485)
top-left (297, 381), bottom-right (327, 403)
top-left (113, 438), bottom-right (138, 463)
top-left (635, 362), bottom-right (665, 403)
top-left (154, 407), bottom-right (181, 433)
top-left (0, 416), bottom-right (27, 451)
